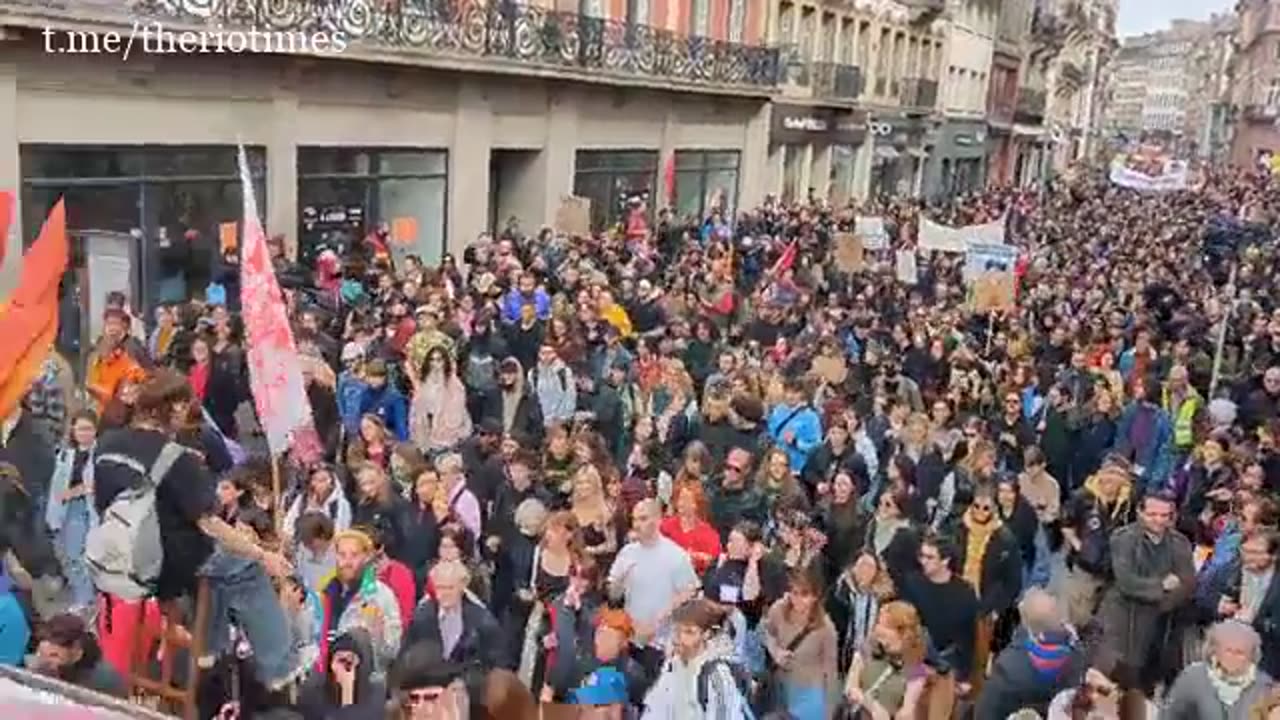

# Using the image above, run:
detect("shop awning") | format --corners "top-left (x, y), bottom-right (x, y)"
top-left (875, 145), bottom-right (901, 160)
top-left (1013, 124), bottom-right (1046, 138)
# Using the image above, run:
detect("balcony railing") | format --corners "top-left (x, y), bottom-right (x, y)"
top-left (1243, 104), bottom-right (1279, 121)
top-left (812, 62), bottom-right (864, 100)
top-left (899, 77), bottom-right (938, 111)
top-left (1015, 87), bottom-right (1047, 122)
top-left (43, 0), bottom-right (782, 89)
top-left (987, 96), bottom-right (1016, 124)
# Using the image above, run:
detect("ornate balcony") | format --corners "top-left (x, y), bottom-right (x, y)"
top-left (1243, 104), bottom-right (1279, 122)
top-left (1015, 87), bottom-right (1047, 123)
top-left (899, 77), bottom-right (938, 113)
top-left (812, 62), bottom-right (864, 101)
top-left (9, 0), bottom-right (782, 92)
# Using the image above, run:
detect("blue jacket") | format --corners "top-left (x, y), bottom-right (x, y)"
top-left (766, 404), bottom-right (822, 474)
top-left (337, 371), bottom-right (369, 434)
top-left (501, 287), bottom-right (551, 324)
top-left (358, 385), bottom-right (410, 442)
top-left (1113, 401), bottom-right (1175, 492)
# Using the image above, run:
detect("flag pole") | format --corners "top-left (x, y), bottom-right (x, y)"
top-left (272, 453), bottom-right (283, 540)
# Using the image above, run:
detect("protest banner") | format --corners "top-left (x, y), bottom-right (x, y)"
top-left (555, 196), bottom-right (591, 236)
top-left (856, 216), bottom-right (889, 250)
top-left (918, 216), bottom-right (1005, 253)
top-left (1109, 154), bottom-right (1190, 192)
top-left (895, 249), bottom-right (918, 285)
top-left (963, 242), bottom-right (1019, 284)
top-left (833, 232), bottom-right (864, 273)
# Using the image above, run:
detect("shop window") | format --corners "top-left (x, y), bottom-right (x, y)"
top-left (782, 144), bottom-right (805, 203)
top-left (572, 149), bottom-right (659, 231)
top-left (672, 150), bottom-right (740, 222)
top-left (297, 147), bottom-right (448, 266)
top-left (830, 145), bottom-right (855, 205)
top-left (20, 144), bottom-right (266, 364)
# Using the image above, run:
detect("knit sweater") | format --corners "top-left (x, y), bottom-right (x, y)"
top-left (762, 600), bottom-right (840, 694)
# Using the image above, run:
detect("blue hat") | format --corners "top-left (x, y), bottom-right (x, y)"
top-left (569, 665), bottom-right (629, 706)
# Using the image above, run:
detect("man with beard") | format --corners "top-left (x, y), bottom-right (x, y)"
top-left (29, 613), bottom-right (126, 697)
top-left (707, 448), bottom-right (769, 539)
top-left (696, 390), bottom-right (763, 470)
top-left (318, 529), bottom-right (403, 682)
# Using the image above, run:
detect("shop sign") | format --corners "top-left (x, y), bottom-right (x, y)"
top-left (771, 104), bottom-right (867, 145)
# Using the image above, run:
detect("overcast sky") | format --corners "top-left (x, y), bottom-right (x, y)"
top-left (1116, 0), bottom-right (1234, 37)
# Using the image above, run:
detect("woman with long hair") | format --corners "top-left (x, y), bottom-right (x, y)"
top-left (514, 511), bottom-right (578, 689)
top-left (296, 627), bottom-right (386, 720)
top-left (46, 410), bottom-right (100, 611)
top-left (408, 346), bottom-right (472, 453)
top-left (541, 422), bottom-right (578, 508)
top-left (762, 569), bottom-right (839, 719)
top-left (672, 440), bottom-right (714, 501)
top-left (826, 550), bottom-right (895, 675)
top-left (209, 313), bottom-right (247, 439)
top-left (403, 467), bottom-right (443, 594)
top-left (346, 414), bottom-right (392, 473)
top-left (659, 482), bottom-right (722, 574)
top-left (569, 465), bottom-right (618, 568)
top-left (864, 489), bottom-right (918, 586)
top-left (283, 464), bottom-right (353, 547)
top-left (820, 469), bottom-right (869, 582)
top-left (350, 463), bottom-right (410, 563)
top-left (188, 334), bottom-right (243, 440)
top-left (844, 600), bottom-right (930, 720)
top-left (756, 446), bottom-right (806, 506)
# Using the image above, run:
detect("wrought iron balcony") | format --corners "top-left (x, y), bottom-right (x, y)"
top-left (1015, 87), bottom-right (1047, 122)
top-left (812, 62), bottom-right (864, 101)
top-left (26, 0), bottom-right (782, 91)
top-left (899, 77), bottom-right (938, 112)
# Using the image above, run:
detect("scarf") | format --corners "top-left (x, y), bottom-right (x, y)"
top-left (189, 361), bottom-right (210, 402)
top-left (961, 510), bottom-right (1000, 594)
top-left (1206, 660), bottom-right (1256, 708)
top-left (1023, 633), bottom-right (1073, 684)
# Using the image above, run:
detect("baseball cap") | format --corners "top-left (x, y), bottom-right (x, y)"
top-left (569, 665), bottom-right (630, 706)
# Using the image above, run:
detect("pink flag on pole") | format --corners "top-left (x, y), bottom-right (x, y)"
top-left (236, 145), bottom-right (322, 463)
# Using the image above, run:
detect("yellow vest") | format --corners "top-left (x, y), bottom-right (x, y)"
top-left (1162, 386), bottom-right (1200, 449)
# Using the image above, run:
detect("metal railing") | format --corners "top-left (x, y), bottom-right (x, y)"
top-left (812, 62), bottom-right (863, 100)
top-left (70, 0), bottom-right (783, 88)
top-left (899, 77), bottom-right (937, 111)
top-left (1015, 87), bottom-right (1046, 121)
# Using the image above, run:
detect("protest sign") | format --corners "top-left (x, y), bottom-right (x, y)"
top-left (971, 272), bottom-right (1017, 312)
top-left (391, 216), bottom-right (418, 246)
top-left (919, 216), bottom-right (1006, 253)
top-left (833, 232), bottom-right (864, 273)
top-left (555, 196), bottom-right (591, 236)
top-left (895, 249), bottom-right (918, 285)
top-left (855, 216), bottom-right (889, 250)
top-left (218, 222), bottom-right (238, 254)
top-left (963, 242), bottom-right (1019, 284)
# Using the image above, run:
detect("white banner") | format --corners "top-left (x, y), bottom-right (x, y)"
top-left (964, 242), bottom-right (1020, 284)
top-left (856, 216), bottom-right (889, 250)
top-left (1109, 154), bottom-right (1189, 192)
top-left (895, 250), bottom-right (918, 285)
top-left (918, 216), bottom-right (1006, 253)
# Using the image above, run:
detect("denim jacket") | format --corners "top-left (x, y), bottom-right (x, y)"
top-left (46, 445), bottom-right (98, 533)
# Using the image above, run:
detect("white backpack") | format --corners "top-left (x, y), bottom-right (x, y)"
top-left (84, 442), bottom-right (187, 600)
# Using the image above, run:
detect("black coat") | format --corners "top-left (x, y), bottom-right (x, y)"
top-left (954, 522), bottom-right (1024, 615)
top-left (478, 388), bottom-right (544, 447)
top-left (1194, 555), bottom-right (1280, 679)
top-left (402, 597), bottom-right (505, 671)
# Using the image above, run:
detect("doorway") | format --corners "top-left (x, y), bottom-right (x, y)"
top-left (489, 149), bottom-right (541, 237)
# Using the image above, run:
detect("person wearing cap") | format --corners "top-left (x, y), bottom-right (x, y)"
top-left (338, 342), bottom-right (370, 438)
top-left (358, 359), bottom-right (410, 442)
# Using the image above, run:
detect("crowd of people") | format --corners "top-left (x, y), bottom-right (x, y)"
top-left (0, 163), bottom-right (1278, 720)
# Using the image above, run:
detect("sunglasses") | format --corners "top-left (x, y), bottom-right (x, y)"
top-left (972, 503), bottom-right (994, 512)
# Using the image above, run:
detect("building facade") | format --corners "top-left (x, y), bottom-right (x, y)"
top-left (0, 0), bottom-right (780, 354)
top-left (985, 0), bottom-right (1028, 186)
top-left (926, 0), bottom-right (996, 199)
top-left (1232, 0), bottom-right (1280, 166)
top-left (764, 0), bottom-right (946, 203)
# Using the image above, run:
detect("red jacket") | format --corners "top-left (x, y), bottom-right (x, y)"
top-left (378, 559), bottom-right (417, 629)
top-left (659, 516), bottom-right (723, 574)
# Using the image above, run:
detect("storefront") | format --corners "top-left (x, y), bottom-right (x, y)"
top-left (572, 150), bottom-right (660, 231)
top-left (927, 120), bottom-right (988, 200)
top-left (868, 115), bottom-right (932, 199)
top-left (672, 150), bottom-right (740, 221)
top-left (297, 147), bottom-right (448, 265)
top-left (20, 144), bottom-right (267, 362)
top-left (768, 103), bottom-right (867, 203)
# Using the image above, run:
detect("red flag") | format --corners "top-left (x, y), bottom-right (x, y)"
top-left (770, 239), bottom-right (798, 277)
top-left (662, 154), bottom-right (676, 205)
top-left (0, 198), bottom-right (68, 421)
top-left (236, 147), bottom-right (322, 464)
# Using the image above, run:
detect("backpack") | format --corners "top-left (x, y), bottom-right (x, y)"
top-left (696, 657), bottom-right (755, 718)
top-left (84, 442), bottom-right (188, 600)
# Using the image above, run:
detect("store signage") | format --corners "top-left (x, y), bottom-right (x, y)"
top-left (771, 104), bottom-right (867, 145)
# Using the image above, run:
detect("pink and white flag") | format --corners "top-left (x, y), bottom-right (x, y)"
top-left (237, 145), bottom-right (322, 463)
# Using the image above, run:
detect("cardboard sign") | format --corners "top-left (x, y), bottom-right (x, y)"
top-left (963, 242), bottom-right (1019, 284)
top-left (391, 216), bottom-right (418, 246)
top-left (895, 249), bottom-right (918, 285)
top-left (218, 222), bottom-right (238, 254)
top-left (555, 195), bottom-right (591, 237)
top-left (856, 216), bottom-right (889, 250)
top-left (833, 232), bottom-right (864, 273)
top-left (811, 353), bottom-right (848, 386)
top-left (971, 271), bottom-right (1017, 313)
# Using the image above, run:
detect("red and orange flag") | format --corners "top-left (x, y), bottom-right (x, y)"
top-left (0, 197), bottom-right (69, 421)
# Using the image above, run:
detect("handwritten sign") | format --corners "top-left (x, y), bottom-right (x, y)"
top-left (971, 272), bottom-right (1017, 313)
top-left (895, 250), bottom-right (918, 285)
top-left (833, 232), bottom-right (864, 273)
top-left (218, 222), bottom-right (238, 255)
top-left (555, 196), bottom-right (591, 237)
top-left (856, 216), bottom-right (889, 250)
top-left (391, 216), bottom-right (418, 246)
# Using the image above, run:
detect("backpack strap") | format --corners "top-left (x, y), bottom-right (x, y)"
top-left (696, 658), bottom-right (755, 719)
top-left (149, 442), bottom-right (187, 487)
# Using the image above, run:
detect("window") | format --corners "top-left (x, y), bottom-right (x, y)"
top-left (782, 145), bottom-right (804, 203)
top-left (20, 144), bottom-right (266, 362)
top-left (729, 0), bottom-right (746, 42)
top-left (579, 0), bottom-right (604, 18)
top-left (297, 147), bottom-right (448, 266)
top-left (692, 0), bottom-right (709, 36)
top-left (572, 150), bottom-right (659, 231)
top-left (627, 0), bottom-right (650, 25)
top-left (1267, 77), bottom-right (1280, 107)
top-left (673, 151), bottom-right (740, 221)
